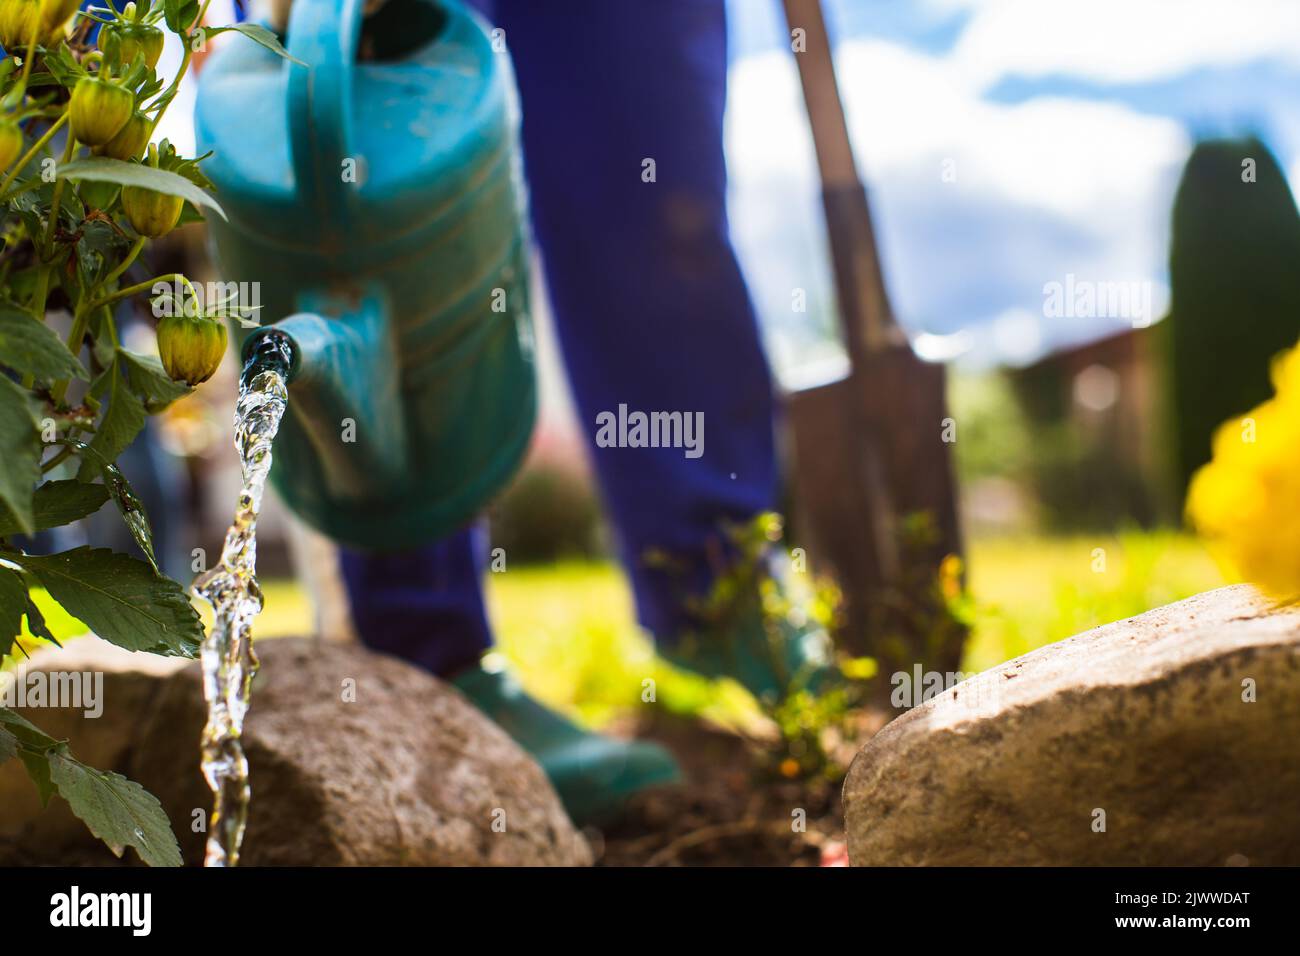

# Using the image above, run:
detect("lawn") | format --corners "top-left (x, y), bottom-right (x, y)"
top-left (9, 531), bottom-right (1231, 728)
top-left (479, 530), bottom-right (1230, 723)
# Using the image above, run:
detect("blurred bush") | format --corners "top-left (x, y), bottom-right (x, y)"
top-left (949, 372), bottom-right (1035, 485)
top-left (1021, 421), bottom-right (1160, 531)
top-left (489, 464), bottom-right (605, 562)
top-left (951, 364), bottom-right (1163, 533)
top-left (1162, 136), bottom-right (1300, 498)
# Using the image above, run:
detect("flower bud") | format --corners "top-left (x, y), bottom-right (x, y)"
top-left (0, 0), bottom-right (41, 49)
top-left (121, 24), bottom-right (164, 69)
top-left (69, 76), bottom-right (134, 146)
top-left (121, 183), bottom-right (184, 236)
top-left (99, 21), bottom-right (164, 69)
top-left (93, 111), bottom-right (150, 161)
top-left (38, 0), bottom-right (79, 35)
top-left (157, 314), bottom-right (227, 387)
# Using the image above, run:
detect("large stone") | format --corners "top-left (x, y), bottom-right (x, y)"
top-left (844, 585), bottom-right (1300, 865)
top-left (0, 637), bottom-right (590, 866)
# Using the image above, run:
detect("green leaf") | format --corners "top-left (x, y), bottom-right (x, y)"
top-left (14, 548), bottom-right (201, 658)
top-left (77, 363), bottom-right (146, 482)
top-left (40, 43), bottom-right (87, 88)
top-left (47, 747), bottom-right (182, 866)
top-left (20, 590), bottom-right (55, 650)
top-left (0, 480), bottom-right (111, 537)
top-left (74, 217), bottom-right (130, 286)
top-left (99, 462), bottom-right (160, 574)
top-left (0, 725), bottom-right (15, 765)
top-left (0, 707), bottom-right (61, 806)
top-left (0, 308), bottom-right (87, 384)
top-left (57, 157), bottom-right (226, 220)
top-left (163, 0), bottom-right (200, 34)
top-left (0, 705), bottom-right (60, 748)
top-left (77, 179), bottom-right (121, 214)
top-left (203, 23), bottom-right (307, 66)
top-left (19, 749), bottom-right (55, 806)
top-left (69, 371), bottom-right (163, 572)
top-left (117, 348), bottom-right (192, 408)
top-left (22, 590), bottom-right (55, 646)
top-left (0, 375), bottom-right (42, 536)
top-left (0, 566), bottom-right (29, 659)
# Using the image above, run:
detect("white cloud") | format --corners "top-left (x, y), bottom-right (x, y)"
top-left (725, 38), bottom-right (1190, 371)
top-left (991, 307), bottom-right (1043, 364)
top-left (948, 0), bottom-right (1300, 88)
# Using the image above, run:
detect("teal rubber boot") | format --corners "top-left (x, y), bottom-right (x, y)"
top-left (453, 662), bottom-right (681, 826)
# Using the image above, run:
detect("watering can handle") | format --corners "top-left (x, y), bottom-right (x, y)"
top-left (286, 0), bottom-right (366, 212)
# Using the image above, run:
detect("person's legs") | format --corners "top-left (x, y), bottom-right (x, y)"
top-left (339, 0), bottom-right (818, 824)
top-left (337, 525), bottom-right (491, 679)
top-left (491, 0), bottom-right (778, 645)
top-left (343, 0), bottom-right (766, 674)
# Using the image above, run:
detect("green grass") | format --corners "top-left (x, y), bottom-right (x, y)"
top-left (7, 531), bottom-right (1232, 728)
top-left (481, 531), bottom-right (1230, 721)
top-left (482, 562), bottom-right (758, 729)
top-left (961, 530), bottom-right (1230, 673)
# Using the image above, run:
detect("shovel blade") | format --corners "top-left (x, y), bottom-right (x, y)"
top-left (787, 345), bottom-right (965, 676)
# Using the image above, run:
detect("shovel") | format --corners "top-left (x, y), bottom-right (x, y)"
top-left (780, 0), bottom-right (965, 677)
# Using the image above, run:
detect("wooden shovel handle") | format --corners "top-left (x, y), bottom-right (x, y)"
top-left (780, 0), bottom-right (897, 356)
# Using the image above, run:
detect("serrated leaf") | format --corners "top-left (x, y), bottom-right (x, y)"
top-left (77, 363), bottom-right (145, 482)
top-left (22, 590), bottom-right (55, 646)
top-left (204, 22), bottom-right (306, 66)
top-left (19, 748), bottom-right (55, 806)
top-left (0, 308), bottom-right (87, 384)
top-left (14, 548), bottom-right (201, 658)
top-left (117, 348), bottom-right (192, 408)
top-left (70, 385), bottom-right (162, 573)
top-left (0, 480), bottom-right (111, 537)
top-left (34, 481), bottom-right (111, 529)
top-left (0, 375), bottom-right (42, 536)
top-left (47, 748), bottom-right (182, 866)
top-left (57, 157), bottom-right (226, 219)
top-left (0, 705), bottom-right (60, 748)
top-left (0, 709), bottom-right (66, 808)
top-left (0, 566), bottom-right (28, 659)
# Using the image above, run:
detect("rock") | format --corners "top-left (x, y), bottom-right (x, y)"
top-left (844, 585), bottom-right (1300, 866)
top-left (0, 637), bottom-right (590, 866)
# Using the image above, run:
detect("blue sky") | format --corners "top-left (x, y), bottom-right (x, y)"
top-left (722, 0), bottom-right (1300, 375)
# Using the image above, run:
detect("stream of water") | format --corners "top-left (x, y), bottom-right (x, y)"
top-left (192, 363), bottom-right (288, 867)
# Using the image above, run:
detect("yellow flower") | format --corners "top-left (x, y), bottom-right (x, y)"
top-left (1186, 341), bottom-right (1300, 600)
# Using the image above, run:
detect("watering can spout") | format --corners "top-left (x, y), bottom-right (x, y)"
top-left (241, 291), bottom-right (409, 502)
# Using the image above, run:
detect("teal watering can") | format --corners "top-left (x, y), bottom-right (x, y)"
top-left (194, 0), bottom-right (535, 550)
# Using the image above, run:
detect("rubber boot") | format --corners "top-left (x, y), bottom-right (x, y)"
top-left (453, 662), bottom-right (681, 826)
